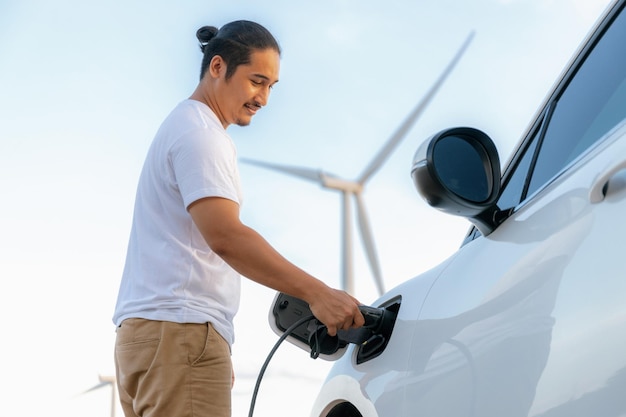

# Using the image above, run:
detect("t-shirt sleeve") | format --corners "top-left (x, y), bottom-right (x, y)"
top-left (170, 127), bottom-right (240, 209)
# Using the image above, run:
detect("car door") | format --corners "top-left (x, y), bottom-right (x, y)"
top-left (401, 2), bottom-right (626, 416)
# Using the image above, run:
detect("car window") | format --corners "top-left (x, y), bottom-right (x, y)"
top-left (496, 124), bottom-right (541, 211)
top-left (464, 3), bottom-right (626, 245)
top-left (526, 6), bottom-right (626, 196)
top-left (500, 3), bottom-right (626, 209)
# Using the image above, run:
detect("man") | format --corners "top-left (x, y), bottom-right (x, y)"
top-left (112, 20), bottom-right (364, 417)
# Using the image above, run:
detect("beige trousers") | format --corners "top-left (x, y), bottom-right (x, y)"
top-left (114, 318), bottom-right (232, 417)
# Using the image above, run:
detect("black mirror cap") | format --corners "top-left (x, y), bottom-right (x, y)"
top-left (411, 127), bottom-right (502, 234)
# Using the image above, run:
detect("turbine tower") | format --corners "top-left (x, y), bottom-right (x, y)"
top-left (242, 32), bottom-right (474, 296)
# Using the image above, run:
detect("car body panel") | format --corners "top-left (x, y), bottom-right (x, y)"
top-left (310, 122), bottom-right (626, 417)
top-left (310, 259), bottom-right (454, 416)
top-left (400, 121), bottom-right (626, 417)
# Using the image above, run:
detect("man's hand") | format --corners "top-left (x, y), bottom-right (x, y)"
top-left (307, 288), bottom-right (365, 337)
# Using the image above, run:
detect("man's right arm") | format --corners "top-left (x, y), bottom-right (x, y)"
top-left (187, 196), bottom-right (364, 336)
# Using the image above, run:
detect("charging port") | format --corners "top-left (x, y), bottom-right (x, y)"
top-left (356, 297), bottom-right (401, 364)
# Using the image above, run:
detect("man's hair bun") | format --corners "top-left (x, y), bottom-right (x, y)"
top-left (196, 26), bottom-right (219, 52)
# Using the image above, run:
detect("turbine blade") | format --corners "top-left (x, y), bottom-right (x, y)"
top-left (354, 193), bottom-right (385, 295)
top-left (81, 381), bottom-right (110, 395)
top-left (358, 31), bottom-right (475, 184)
top-left (240, 157), bottom-right (325, 185)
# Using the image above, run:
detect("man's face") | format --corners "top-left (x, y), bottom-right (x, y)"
top-left (213, 48), bottom-right (280, 128)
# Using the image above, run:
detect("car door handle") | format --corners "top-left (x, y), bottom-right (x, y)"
top-left (589, 158), bottom-right (626, 203)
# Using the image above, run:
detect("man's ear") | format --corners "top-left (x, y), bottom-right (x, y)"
top-left (209, 55), bottom-right (227, 79)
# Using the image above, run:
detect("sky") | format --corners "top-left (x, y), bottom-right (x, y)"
top-left (0, 0), bottom-right (614, 416)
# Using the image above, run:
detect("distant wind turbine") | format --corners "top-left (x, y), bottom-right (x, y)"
top-left (242, 32), bottom-right (475, 296)
top-left (82, 374), bottom-right (117, 417)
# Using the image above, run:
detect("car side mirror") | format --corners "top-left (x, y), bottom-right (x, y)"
top-left (411, 127), bottom-right (502, 235)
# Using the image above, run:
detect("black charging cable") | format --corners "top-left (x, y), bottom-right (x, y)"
top-left (247, 305), bottom-right (392, 416)
top-left (248, 314), bottom-right (317, 417)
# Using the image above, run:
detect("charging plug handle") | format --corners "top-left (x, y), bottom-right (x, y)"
top-left (359, 305), bottom-right (386, 332)
top-left (307, 305), bottom-right (394, 356)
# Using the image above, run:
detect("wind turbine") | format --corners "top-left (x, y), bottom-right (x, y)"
top-left (82, 374), bottom-right (117, 417)
top-left (242, 32), bottom-right (475, 296)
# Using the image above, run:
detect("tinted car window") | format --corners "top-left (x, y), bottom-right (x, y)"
top-left (498, 4), bottom-right (626, 209)
top-left (527, 6), bottom-right (626, 195)
top-left (461, 4), bottom-right (626, 246)
top-left (496, 124), bottom-right (541, 210)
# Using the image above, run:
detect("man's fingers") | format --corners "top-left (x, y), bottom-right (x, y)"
top-left (353, 311), bottom-right (365, 328)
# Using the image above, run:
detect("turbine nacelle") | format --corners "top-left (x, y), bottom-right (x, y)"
top-left (320, 174), bottom-right (363, 194)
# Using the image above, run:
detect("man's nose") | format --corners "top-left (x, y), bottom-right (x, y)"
top-left (256, 86), bottom-right (271, 106)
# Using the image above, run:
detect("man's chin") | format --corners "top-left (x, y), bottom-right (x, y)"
top-left (235, 117), bottom-right (252, 127)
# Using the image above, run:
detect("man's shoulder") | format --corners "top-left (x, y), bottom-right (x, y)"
top-left (172, 99), bottom-right (221, 129)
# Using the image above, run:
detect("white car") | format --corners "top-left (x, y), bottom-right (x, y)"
top-left (270, 0), bottom-right (626, 416)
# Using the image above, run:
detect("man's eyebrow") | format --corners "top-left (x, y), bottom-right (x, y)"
top-left (252, 73), bottom-right (279, 84)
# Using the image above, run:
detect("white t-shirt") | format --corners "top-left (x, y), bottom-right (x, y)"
top-left (113, 99), bottom-right (242, 346)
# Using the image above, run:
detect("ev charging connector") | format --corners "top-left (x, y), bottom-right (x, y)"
top-left (307, 304), bottom-right (397, 358)
top-left (269, 292), bottom-right (399, 361)
top-left (250, 293), bottom-right (400, 417)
